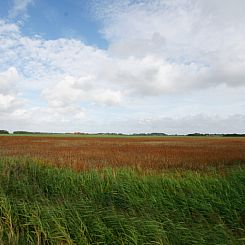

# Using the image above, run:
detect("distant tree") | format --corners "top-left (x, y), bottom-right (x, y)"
top-left (13, 131), bottom-right (30, 134)
top-left (13, 131), bottom-right (54, 135)
top-left (0, 130), bottom-right (9, 134)
top-left (132, 133), bottom-right (167, 136)
top-left (187, 133), bottom-right (208, 136)
top-left (223, 133), bottom-right (245, 137)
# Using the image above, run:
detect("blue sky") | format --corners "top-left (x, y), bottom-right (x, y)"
top-left (0, 0), bottom-right (107, 48)
top-left (0, 0), bottom-right (245, 133)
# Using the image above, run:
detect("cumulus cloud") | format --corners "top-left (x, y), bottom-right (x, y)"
top-left (0, 94), bottom-right (21, 112)
top-left (0, 67), bottom-right (19, 94)
top-left (95, 0), bottom-right (245, 91)
top-left (0, 0), bottom-right (245, 132)
top-left (0, 67), bottom-right (24, 113)
top-left (42, 75), bottom-right (122, 107)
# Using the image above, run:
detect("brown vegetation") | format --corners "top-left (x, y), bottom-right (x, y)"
top-left (0, 136), bottom-right (245, 171)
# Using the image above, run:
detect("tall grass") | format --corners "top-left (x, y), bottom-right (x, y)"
top-left (1, 136), bottom-right (245, 171)
top-left (0, 158), bottom-right (245, 244)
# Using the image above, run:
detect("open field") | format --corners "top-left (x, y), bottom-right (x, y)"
top-left (1, 135), bottom-right (245, 171)
top-left (0, 136), bottom-right (245, 244)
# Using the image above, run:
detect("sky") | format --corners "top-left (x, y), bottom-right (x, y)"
top-left (0, 0), bottom-right (245, 134)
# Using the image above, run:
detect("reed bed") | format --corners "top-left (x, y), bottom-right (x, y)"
top-left (0, 136), bottom-right (245, 172)
top-left (0, 159), bottom-right (245, 244)
top-left (1, 136), bottom-right (245, 244)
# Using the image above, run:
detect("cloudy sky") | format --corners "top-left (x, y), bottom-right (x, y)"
top-left (0, 0), bottom-right (245, 134)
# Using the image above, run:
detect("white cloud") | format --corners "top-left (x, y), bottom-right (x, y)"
top-left (0, 0), bottom-right (245, 132)
top-left (8, 0), bottom-right (33, 19)
top-left (0, 67), bottom-right (24, 114)
top-left (0, 67), bottom-right (19, 94)
top-left (99, 114), bottom-right (245, 134)
top-left (92, 89), bottom-right (122, 105)
top-left (43, 75), bottom-right (122, 107)
top-left (0, 94), bottom-right (20, 112)
top-left (0, 20), bottom-right (20, 34)
top-left (96, 0), bottom-right (245, 91)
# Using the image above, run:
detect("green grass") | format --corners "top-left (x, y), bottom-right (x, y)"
top-left (0, 158), bottom-right (245, 244)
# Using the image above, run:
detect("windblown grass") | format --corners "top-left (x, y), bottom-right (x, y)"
top-left (0, 158), bottom-right (245, 244)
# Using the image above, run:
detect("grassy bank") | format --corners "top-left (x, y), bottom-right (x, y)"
top-left (0, 158), bottom-right (245, 244)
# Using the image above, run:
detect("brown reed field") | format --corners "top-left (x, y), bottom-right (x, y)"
top-left (1, 135), bottom-right (245, 244)
top-left (1, 135), bottom-right (245, 172)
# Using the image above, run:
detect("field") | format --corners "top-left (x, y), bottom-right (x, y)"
top-left (1, 135), bottom-right (245, 171)
top-left (0, 135), bottom-right (245, 244)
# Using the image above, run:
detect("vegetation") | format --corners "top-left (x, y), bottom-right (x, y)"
top-left (0, 158), bottom-right (245, 244)
top-left (187, 133), bottom-right (245, 137)
top-left (187, 133), bottom-right (209, 136)
top-left (0, 135), bottom-right (245, 244)
top-left (13, 131), bottom-right (54, 135)
top-left (223, 133), bottom-right (245, 137)
top-left (131, 133), bottom-right (167, 136)
top-left (0, 130), bottom-right (9, 134)
top-left (1, 135), bottom-right (245, 171)
top-left (6, 130), bottom-right (245, 137)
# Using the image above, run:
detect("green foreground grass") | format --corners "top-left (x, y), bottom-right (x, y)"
top-left (0, 158), bottom-right (245, 244)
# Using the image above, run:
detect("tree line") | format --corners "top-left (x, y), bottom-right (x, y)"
top-left (1, 130), bottom-right (245, 137)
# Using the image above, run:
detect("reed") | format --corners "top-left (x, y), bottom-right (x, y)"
top-left (0, 136), bottom-right (245, 172)
top-left (0, 158), bottom-right (245, 244)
